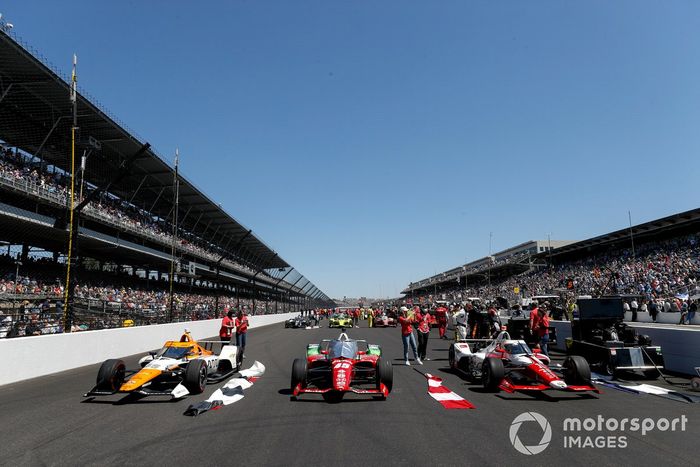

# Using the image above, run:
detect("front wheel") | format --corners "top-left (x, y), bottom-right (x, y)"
top-left (291, 358), bottom-right (307, 391)
top-left (184, 359), bottom-right (207, 394)
top-left (482, 357), bottom-right (504, 392)
top-left (448, 346), bottom-right (456, 370)
top-left (376, 357), bottom-right (393, 393)
top-left (96, 359), bottom-right (125, 392)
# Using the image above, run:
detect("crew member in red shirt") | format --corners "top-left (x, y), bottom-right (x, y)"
top-left (434, 305), bottom-right (448, 339)
top-left (219, 310), bottom-right (235, 348)
top-left (398, 307), bottom-right (421, 366)
top-left (415, 307), bottom-right (434, 361)
top-left (530, 304), bottom-right (550, 356)
top-left (235, 310), bottom-right (249, 358)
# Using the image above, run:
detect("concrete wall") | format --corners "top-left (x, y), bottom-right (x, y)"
top-left (549, 320), bottom-right (699, 375)
top-left (0, 312), bottom-right (296, 387)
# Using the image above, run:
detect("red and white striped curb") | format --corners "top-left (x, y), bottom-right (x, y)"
top-left (425, 373), bottom-right (475, 409)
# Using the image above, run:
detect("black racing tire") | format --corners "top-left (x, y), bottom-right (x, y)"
top-left (643, 368), bottom-right (661, 379)
top-left (184, 359), bottom-right (207, 394)
top-left (602, 358), bottom-right (617, 378)
top-left (376, 357), bottom-right (393, 393)
top-left (691, 377), bottom-right (700, 392)
top-left (563, 355), bottom-right (591, 385)
top-left (291, 358), bottom-right (307, 391)
top-left (482, 357), bottom-right (504, 392)
top-left (96, 359), bottom-right (126, 392)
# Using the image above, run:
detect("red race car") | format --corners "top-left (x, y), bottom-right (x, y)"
top-left (291, 333), bottom-right (393, 402)
top-left (478, 333), bottom-right (599, 396)
top-left (373, 311), bottom-right (397, 327)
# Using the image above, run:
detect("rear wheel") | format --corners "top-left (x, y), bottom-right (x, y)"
top-left (96, 359), bottom-right (125, 392)
top-left (563, 355), bottom-right (591, 385)
top-left (643, 368), bottom-right (660, 379)
top-left (184, 359), bottom-right (207, 394)
top-left (291, 358), bottom-right (307, 392)
top-left (602, 358), bottom-right (617, 378)
top-left (376, 357), bottom-right (393, 394)
top-left (482, 357), bottom-right (504, 392)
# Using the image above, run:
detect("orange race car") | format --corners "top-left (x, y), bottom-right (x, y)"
top-left (84, 330), bottom-right (240, 399)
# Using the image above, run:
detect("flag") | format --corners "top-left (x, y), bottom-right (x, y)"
top-left (425, 373), bottom-right (475, 409)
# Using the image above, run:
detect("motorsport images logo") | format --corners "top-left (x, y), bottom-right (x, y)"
top-left (509, 412), bottom-right (552, 455)
top-left (510, 412), bottom-right (689, 454)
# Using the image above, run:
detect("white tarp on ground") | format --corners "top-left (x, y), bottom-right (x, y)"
top-left (184, 361), bottom-right (265, 416)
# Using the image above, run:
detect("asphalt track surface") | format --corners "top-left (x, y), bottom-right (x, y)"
top-left (1, 321), bottom-right (697, 467)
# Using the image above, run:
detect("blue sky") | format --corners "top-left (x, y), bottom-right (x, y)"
top-left (3, 1), bottom-right (699, 298)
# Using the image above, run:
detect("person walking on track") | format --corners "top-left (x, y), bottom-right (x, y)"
top-left (235, 310), bottom-right (249, 361)
top-left (415, 306), bottom-right (434, 361)
top-left (398, 306), bottom-right (421, 366)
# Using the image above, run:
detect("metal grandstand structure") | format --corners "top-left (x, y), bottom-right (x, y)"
top-left (0, 27), bottom-right (333, 324)
top-left (403, 208), bottom-right (700, 298)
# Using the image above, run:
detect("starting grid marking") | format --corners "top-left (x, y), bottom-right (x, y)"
top-left (424, 373), bottom-right (475, 409)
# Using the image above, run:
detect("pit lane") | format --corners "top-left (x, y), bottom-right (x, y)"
top-left (0, 322), bottom-right (696, 466)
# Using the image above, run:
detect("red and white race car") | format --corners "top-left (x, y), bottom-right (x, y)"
top-left (291, 332), bottom-right (393, 402)
top-left (449, 331), bottom-right (598, 395)
top-left (373, 312), bottom-right (397, 328)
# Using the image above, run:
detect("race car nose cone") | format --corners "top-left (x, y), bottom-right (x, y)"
top-left (550, 380), bottom-right (567, 389)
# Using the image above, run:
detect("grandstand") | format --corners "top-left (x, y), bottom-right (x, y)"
top-left (403, 239), bottom-right (575, 297)
top-left (403, 208), bottom-right (700, 305)
top-left (0, 28), bottom-right (332, 337)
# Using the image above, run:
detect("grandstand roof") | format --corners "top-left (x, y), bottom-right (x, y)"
top-left (0, 31), bottom-right (288, 272)
top-left (544, 207), bottom-right (700, 259)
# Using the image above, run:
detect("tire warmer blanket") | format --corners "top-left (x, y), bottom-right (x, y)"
top-left (425, 373), bottom-right (475, 409)
top-left (184, 361), bottom-right (266, 416)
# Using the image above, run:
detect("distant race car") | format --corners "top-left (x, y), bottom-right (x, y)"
top-left (328, 313), bottom-right (353, 328)
top-left (291, 332), bottom-right (393, 402)
top-left (448, 331), bottom-right (598, 395)
top-left (373, 312), bottom-right (397, 327)
top-left (285, 315), bottom-right (311, 328)
top-left (84, 330), bottom-right (239, 399)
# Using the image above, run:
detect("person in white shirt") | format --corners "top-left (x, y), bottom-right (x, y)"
top-left (630, 298), bottom-right (638, 322)
top-left (453, 306), bottom-right (468, 340)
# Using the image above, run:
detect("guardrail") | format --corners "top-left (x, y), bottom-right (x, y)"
top-left (0, 312), bottom-right (297, 386)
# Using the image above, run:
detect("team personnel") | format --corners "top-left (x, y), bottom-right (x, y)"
top-left (454, 304), bottom-right (468, 340)
top-left (415, 307), bottom-right (434, 361)
top-left (434, 304), bottom-right (448, 339)
top-left (235, 310), bottom-right (249, 360)
top-left (530, 304), bottom-right (550, 356)
top-left (219, 310), bottom-right (235, 348)
top-left (398, 306), bottom-right (421, 365)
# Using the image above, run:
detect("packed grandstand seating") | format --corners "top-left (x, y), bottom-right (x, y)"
top-left (411, 233), bottom-right (700, 320)
top-left (0, 248), bottom-right (270, 339)
top-left (0, 146), bottom-right (265, 278)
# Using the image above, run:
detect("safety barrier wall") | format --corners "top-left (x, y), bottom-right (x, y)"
top-left (0, 312), bottom-right (297, 387)
top-left (550, 320), bottom-right (699, 375)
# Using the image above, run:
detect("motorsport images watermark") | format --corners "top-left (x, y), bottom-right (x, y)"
top-left (509, 412), bottom-right (689, 454)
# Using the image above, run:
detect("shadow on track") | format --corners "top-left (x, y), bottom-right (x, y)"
top-left (278, 388), bottom-right (380, 403)
top-left (81, 394), bottom-right (183, 405)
